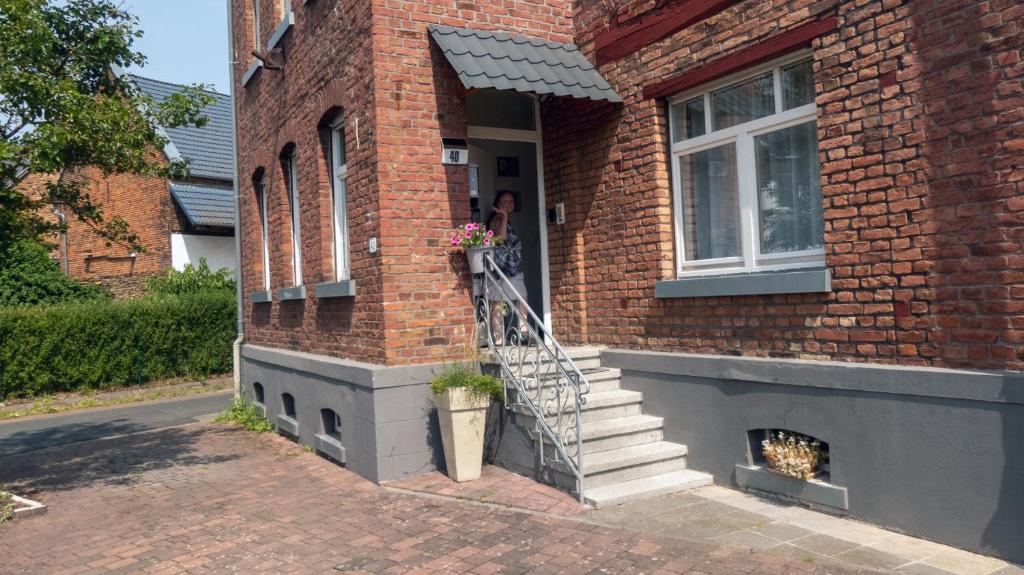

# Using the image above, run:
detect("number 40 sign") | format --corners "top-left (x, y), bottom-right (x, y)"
top-left (441, 137), bottom-right (469, 165)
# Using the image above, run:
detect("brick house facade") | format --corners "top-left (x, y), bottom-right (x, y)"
top-left (19, 76), bottom-right (237, 291)
top-left (232, 0), bottom-right (1022, 561)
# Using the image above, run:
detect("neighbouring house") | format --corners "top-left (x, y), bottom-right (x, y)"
top-left (230, 0), bottom-right (1023, 562)
top-left (17, 75), bottom-right (235, 294)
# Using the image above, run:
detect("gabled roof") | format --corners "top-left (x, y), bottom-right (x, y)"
top-left (428, 25), bottom-right (622, 103)
top-left (129, 75), bottom-right (234, 181)
top-left (170, 182), bottom-right (234, 228)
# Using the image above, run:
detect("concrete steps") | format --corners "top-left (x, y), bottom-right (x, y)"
top-left (489, 346), bottom-right (713, 507)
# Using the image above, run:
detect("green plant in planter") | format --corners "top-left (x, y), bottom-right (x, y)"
top-left (429, 363), bottom-right (503, 403)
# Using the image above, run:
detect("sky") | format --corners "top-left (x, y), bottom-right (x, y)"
top-left (125, 0), bottom-right (231, 94)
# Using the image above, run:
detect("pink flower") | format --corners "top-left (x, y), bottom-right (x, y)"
top-left (483, 238), bottom-right (491, 246)
top-left (466, 223), bottom-right (478, 231)
top-left (486, 230), bottom-right (494, 237)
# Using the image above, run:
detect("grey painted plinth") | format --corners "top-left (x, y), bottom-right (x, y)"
top-left (240, 344), bottom-right (446, 483)
top-left (734, 465), bottom-right (848, 510)
top-left (602, 349), bottom-right (1024, 564)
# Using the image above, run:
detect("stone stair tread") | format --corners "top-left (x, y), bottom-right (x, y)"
top-left (583, 389), bottom-right (642, 408)
top-left (538, 414), bottom-right (663, 445)
top-left (584, 469), bottom-right (714, 508)
top-left (510, 390), bottom-right (640, 417)
top-left (580, 441), bottom-right (687, 475)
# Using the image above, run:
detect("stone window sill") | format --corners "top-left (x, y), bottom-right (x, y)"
top-left (249, 290), bottom-right (273, 304)
top-left (735, 464), bottom-right (848, 510)
top-left (314, 433), bottom-right (346, 464)
top-left (655, 268), bottom-right (831, 299)
top-left (314, 279), bottom-right (356, 299)
top-left (279, 285), bottom-right (307, 301)
top-left (241, 60), bottom-right (262, 86)
top-left (267, 11), bottom-right (294, 51)
top-left (276, 414), bottom-right (299, 436)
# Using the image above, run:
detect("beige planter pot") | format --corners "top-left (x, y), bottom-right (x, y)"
top-left (434, 387), bottom-right (491, 482)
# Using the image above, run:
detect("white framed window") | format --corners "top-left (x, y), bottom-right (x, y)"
top-left (668, 52), bottom-right (823, 277)
top-left (284, 151), bottom-right (303, 286)
top-left (329, 119), bottom-right (350, 281)
top-left (255, 175), bottom-right (271, 290)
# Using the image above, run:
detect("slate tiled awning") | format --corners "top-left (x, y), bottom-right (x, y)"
top-left (170, 182), bottom-right (235, 228)
top-left (428, 25), bottom-right (623, 103)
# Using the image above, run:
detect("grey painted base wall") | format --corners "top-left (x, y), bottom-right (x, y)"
top-left (240, 344), bottom-right (445, 483)
top-left (602, 349), bottom-right (1024, 564)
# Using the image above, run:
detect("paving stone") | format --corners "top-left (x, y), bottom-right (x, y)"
top-left (0, 423), bottom-right (871, 575)
top-left (712, 529), bottom-right (783, 550)
top-left (895, 562), bottom-right (960, 575)
top-left (790, 533), bottom-right (865, 556)
top-left (748, 521), bottom-right (816, 542)
top-left (921, 549), bottom-right (1012, 575)
top-left (834, 546), bottom-right (911, 570)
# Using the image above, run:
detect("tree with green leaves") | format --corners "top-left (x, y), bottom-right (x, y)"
top-left (0, 0), bottom-right (215, 253)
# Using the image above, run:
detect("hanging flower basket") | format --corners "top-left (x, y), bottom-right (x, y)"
top-left (466, 246), bottom-right (494, 274)
top-left (449, 223), bottom-right (501, 274)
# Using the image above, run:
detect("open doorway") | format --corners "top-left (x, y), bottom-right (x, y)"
top-left (469, 139), bottom-right (544, 319)
top-left (466, 88), bottom-right (550, 329)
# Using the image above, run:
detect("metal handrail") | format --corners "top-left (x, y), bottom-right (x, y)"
top-left (478, 252), bottom-right (590, 502)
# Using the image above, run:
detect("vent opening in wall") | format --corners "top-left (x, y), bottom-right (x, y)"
top-left (282, 393), bottom-right (296, 417)
top-left (737, 428), bottom-right (848, 511)
top-left (315, 407), bottom-right (346, 465)
top-left (253, 382), bottom-right (265, 404)
top-left (276, 392), bottom-right (300, 437)
top-left (320, 408), bottom-right (341, 440)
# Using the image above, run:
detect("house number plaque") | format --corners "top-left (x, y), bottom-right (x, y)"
top-left (441, 137), bottom-right (469, 165)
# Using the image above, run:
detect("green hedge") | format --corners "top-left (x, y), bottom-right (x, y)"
top-left (0, 291), bottom-right (236, 400)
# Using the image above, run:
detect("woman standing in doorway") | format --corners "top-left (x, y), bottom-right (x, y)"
top-left (487, 191), bottom-right (528, 344)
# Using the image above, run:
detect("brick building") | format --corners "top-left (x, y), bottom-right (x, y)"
top-left (20, 75), bottom-right (236, 291)
top-left (231, 0), bottom-right (1023, 561)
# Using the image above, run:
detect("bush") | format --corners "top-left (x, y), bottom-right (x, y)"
top-left (0, 291), bottom-right (236, 400)
top-left (148, 257), bottom-right (236, 295)
top-left (429, 362), bottom-right (504, 402)
top-left (0, 240), bottom-right (109, 306)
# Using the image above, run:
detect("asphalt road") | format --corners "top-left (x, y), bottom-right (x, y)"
top-left (0, 391), bottom-right (233, 458)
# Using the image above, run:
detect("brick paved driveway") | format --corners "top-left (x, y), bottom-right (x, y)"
top-left (1, 423), bottom-right (876, 574)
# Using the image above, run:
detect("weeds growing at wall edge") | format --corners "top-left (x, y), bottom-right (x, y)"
top-left (216, 400), bottom-right (274, 432)
top-left (0, 490), bottom-right (14, 523)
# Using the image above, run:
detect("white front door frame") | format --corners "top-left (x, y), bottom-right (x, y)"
top-left (467, 99), bottom-right (552, 333)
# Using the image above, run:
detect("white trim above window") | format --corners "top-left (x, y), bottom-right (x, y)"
top-left (285, 152), bottom-right (303, 286)
top-left (330, 119), bottom-right (350, 282)
top-left (667, 52), bottom-right (824, 279)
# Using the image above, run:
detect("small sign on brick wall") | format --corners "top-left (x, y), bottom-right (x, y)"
top-left (441, 137), bottom-right (469, 165)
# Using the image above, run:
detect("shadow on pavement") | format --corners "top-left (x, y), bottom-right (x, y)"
top-left (0, 424), bottom-right (238, 496)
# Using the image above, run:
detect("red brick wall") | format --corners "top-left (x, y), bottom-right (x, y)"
top-left (543, 0), bottom-right (1024, 369)
top-left (234, 0), bottom-right (1022, 371)
top-left (18, 156), bottom-right (181, 281)
top-left (368, 0), bottom-right (575, 364)
top-left (233, 0), bottom-right (386, 362)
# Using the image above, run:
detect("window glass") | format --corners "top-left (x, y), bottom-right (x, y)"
top-left (285, 152), bottom-right (302, 285)
top-left (755, 121), bottom-right (823, 254)
top-left (671, 97), bottom-right (706, 142)
top-left (711, 72), bottom-right (774, 131)
top-left (678, 143), bottom-right (740, 261)
top-left (330, 125), bottom-right (349, 281)
top-left (782, 60), bottom-right (815, 110)
top-left (252, 0), bottom-right (261, 45)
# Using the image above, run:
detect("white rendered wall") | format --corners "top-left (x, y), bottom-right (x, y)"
top-left (170, 233), bottom-right (236, 274)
